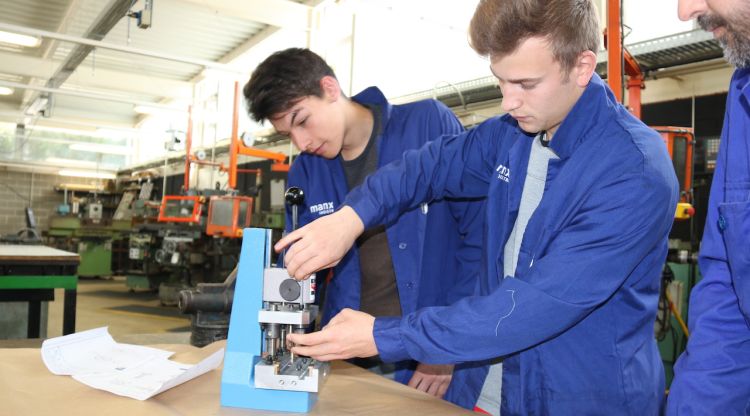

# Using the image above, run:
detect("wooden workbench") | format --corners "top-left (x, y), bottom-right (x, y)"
top-left (0, 244), bottom-right (79, 337)
top-left (0, 340), bottom-right (475, 415)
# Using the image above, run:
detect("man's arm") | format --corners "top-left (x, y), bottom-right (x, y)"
top-left (289, 169), bottom-right (678, 363)
top-left (276, 120), bottom-right (507, 279)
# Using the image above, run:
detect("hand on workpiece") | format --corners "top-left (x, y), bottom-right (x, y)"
top-left (286, 308), bottom-right (377, 361)
top-left (408, 364), bottom-right (454, 398)
top-left (275, 206), bottom-right (365, 280)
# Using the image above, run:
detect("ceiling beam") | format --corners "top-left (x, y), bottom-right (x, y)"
top-left (0, 51), bottom-right (192, 101)
top-left (176, 0), bottom-right (311, 30)
top-left (0, 80), bottom-right (187, 112)
top-left (21, 0), bottom-right (135, 113)
top-left (0, 22), bottom-right (244, 73)
top-left (41, 0), bottom-right (84, 61)
top-left (46, 0), bottom-right (133, 90)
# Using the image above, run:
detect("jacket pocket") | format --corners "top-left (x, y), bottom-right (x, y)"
top-left (724, 181), bottom-right (750, 203)
top-left (718, 199), bottom-right (750, 323)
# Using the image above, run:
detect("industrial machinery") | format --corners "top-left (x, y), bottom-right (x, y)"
top-left (221, 228), bottom-right (328, 412)
top-left (48, 185), bottom-right (131, 277)
top-left (126, 83), bottom-right (290, 300)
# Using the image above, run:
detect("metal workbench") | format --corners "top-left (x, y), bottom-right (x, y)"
top-left (0, 245), bottom-right (79, 337)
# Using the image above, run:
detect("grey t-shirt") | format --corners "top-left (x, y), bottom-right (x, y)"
top-left (341, 106), bottom-right (402, 318)
top-left (476, 132), bottom-right (559, 415)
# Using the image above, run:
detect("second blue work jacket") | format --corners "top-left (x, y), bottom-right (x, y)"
top-left (285, 86), bottom-right (484, 385)
top-left (345, 74), bottom-right (679, 414)
top-left (668, 68), bottom-right (750, 414)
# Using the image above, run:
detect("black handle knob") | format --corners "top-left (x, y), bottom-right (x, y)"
top-left (285, 187), bottom-right (305, 231)
top-left (285, 187), bottom-right (305, 206)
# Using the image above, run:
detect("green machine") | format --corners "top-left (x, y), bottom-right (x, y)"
top-left (48, 189), bottom-right (131, 278)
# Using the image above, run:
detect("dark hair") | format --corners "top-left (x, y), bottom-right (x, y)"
top-left (243, 48), bottom-right (337, 122)
top-left (469, 0), bottom-right (600, 74)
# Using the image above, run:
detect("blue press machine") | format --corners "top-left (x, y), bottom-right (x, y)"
top-left (220, 228), bottom-right (321, 413)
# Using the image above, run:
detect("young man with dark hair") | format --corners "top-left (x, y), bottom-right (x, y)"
top-left (243, 48), bottom-right (484, 399)
top-left (668, 1), bottom-right (750, 414)
top-left (279, 0), bottom-right (679, 414)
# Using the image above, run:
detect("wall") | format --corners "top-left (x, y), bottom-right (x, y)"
top-left (638, 65), bottom-right (735, 105)
top-left (0, 168), bottom-right (94, 236)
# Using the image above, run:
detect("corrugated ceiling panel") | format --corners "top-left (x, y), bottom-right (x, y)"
top-left (51, 0), bottom-right (267, 81)
top-left (0, 0), bottom-right (71, 57)
top-left (0, 0), bottom-right (70, 29)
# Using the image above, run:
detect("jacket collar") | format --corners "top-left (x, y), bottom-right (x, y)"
top-left (352, 86), bottom-right (393, 128)
top-left (548, 73), bottom-right (616, 160)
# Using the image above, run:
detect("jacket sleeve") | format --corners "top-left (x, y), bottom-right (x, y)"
top-left (668, 105), bottom-right (750, 413)
top-left (444, 198), bottom-right (485, 304)
top-left (373, 168), bottom-right (677, 364)
top-left (428, 100), bottom-right (486, 304)
top-left (345, 118), bottom-right (506, 230)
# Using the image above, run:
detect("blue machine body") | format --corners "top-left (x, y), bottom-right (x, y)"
top-left (220, 228), bottom-right (318, 412)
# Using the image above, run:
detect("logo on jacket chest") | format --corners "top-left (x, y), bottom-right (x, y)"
top-left (496, 164), bottom-right (510, 183)
top-left (309, 201), bottom-right (335, 216)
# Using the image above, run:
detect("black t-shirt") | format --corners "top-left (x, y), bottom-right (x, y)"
top-left (341, 106), bottom-right (402, 318)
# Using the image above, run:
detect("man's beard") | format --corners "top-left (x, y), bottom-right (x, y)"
top-left (698, 12), bottom-right (750, 68)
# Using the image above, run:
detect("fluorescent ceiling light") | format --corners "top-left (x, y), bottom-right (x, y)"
top-left (0, 86), bottom-right (13, 95)
top-left (69, 143), bottom-right (132, 155)
top-left (46, 157), bottom-right (100, 168)
top-left (0, 30), bottom-right (41, 47)
top-left (59, 169), bottom-right (116, 180)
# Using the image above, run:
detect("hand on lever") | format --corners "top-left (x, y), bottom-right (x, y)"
top-left (286, 308), bottom-right (377, 361)
top-left (275, 206), bottom-right (365, 280)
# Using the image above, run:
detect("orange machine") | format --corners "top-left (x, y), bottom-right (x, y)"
top-left (182, 82), bottom-right (290, 192)
top-left (157, 195), bottom-right (203, 224)
top-left (205, 195), bottom-right (254, 238)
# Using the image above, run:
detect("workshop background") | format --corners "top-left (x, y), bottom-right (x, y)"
top-left (0, 0), bottom-right (728, 388)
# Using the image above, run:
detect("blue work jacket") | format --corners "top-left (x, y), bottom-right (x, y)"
top-left (668, 68), bottom-right (750, 414)
top-left (285, 86), bottom-right (484, 385)
top-left (345, 74), bottom-right (679, 414)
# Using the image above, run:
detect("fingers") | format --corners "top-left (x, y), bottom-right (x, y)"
top-left (274, 228), bottom-right (302, 253)
top-left (279, 232), bottom-right (340, 280)
top-left (289, 344), bottom-right (332, 361)
top-left (287, 331), bottom-right (342, 361)
top-left (286, 252), bottom-right (329, 280)
top-left (409, 364), bottom-right (453, 398)
top-left (407, 373), bottom-right (424, 389)
top-left (287, 331), bottom-right (326, 347)
top-left (274, 208), bottom-right (363, 279)
top-left (436, 381), bottom-right (449, 399)
top-left (425, 378), bottom-right (443, 397)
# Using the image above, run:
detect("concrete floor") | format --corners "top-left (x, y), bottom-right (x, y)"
top-left (46, 277), bottom-right (192, 341)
